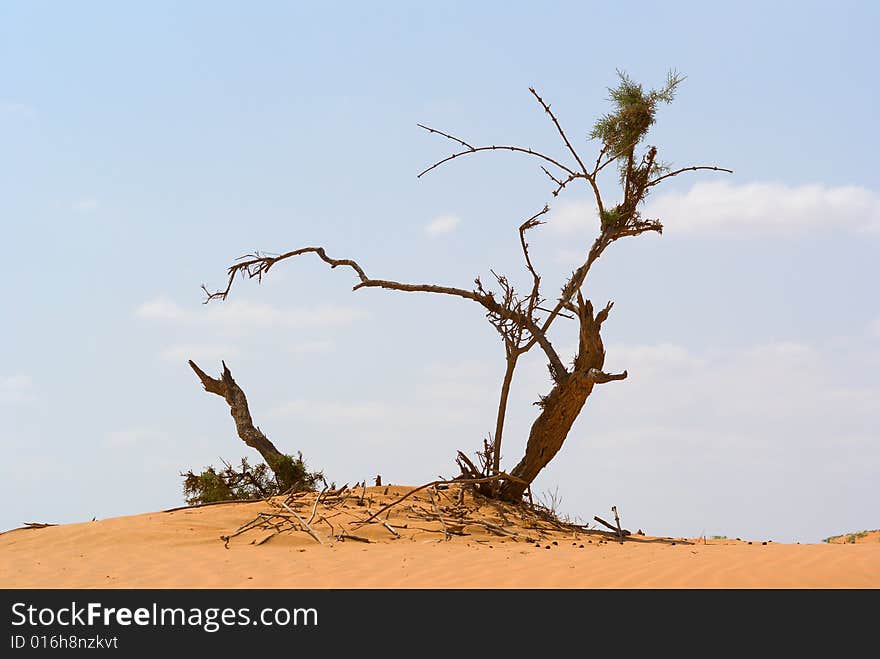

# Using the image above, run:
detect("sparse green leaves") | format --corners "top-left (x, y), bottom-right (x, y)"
top-left (181, 453), bottom-right (324, 505)
top-left (589, 69), bottom-right (684, 163)
top-left (599, 207), bottom-right (621, 231)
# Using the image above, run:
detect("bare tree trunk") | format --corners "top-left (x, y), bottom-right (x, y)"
top-left (188, 360), bottom-right (300, 490)
top-left (498, 295), bottom-right (626, 502)
top-left (491, 354), bottom-right (518, 476)
top-left (498, 370), bottom-right (596, 501)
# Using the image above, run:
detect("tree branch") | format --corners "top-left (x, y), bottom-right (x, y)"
top-left (203, 246), bottom-right (568, 384)
top-left (188, 360), bottom-right (299, 488)
top-left (416, 123), bottom-right (474, 149)
top-left (550, 172), bottom-right (584, 197)
top-left (529, 87), bottom-right (589, 176)
top-left (354, 277), bottom-right (567, 381)
top-left (595, 300), bottom-right (614, 327)
top-left (587, 368), bottom-right (628, 384)
top-left (647, 165), bottom-right (733, 187)
top-left (519, 205), bottom-right (549, 312)
top-left (417, 140), bottom-right (578, 179)
top-left (203, 247), bottom-right (368, 302)
top-left (540, 166), bottom-right (563, 187)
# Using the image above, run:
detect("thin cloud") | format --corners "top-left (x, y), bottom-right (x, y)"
top-left (136, 296), bottom-right (186, 321)
top-left (0, 375), bottom-right (35, 404)
top-left (547, 200), bottom-right (599, 234)
top-left (583, 339), bottom-right (866, 427)
top-left (425, 214), bottom-right (461, 236)
top-left (72, 199), bottom-right (99, 212)
top-left (160, 344), bottom-right (240, 363)
top-left (546, 182), bottom-right (880, 235)
top-left (604, 343), bottom-right (705, 375)
top-left (645, 181), bottom-right (880, 233)
top-left (0, 101), bottom-right (35, 118)
top-left (136, 296), bottom-right (367, 330)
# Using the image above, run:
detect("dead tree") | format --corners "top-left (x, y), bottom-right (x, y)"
top-left (188, 359), bottom-right (304, 491)
top-left (200, 71), bottom-right (731, 502)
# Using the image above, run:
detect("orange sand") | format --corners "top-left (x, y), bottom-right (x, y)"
top-left (2, 487), bottom-right (878, 589)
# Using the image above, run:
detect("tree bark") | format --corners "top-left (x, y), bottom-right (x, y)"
top-left (188, 360), bottom-right (299, 490)
top-left (498, 370), bottom-right (596, 501)
top-left (491, 354), bottom-right (518, 476)
top-left (498, 296), bottom-right (626, 501)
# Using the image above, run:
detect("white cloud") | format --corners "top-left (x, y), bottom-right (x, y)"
top-left (0, 101), bottom-right (35, 118)
top-left (136, 296), bottom-right (366, 331)
top-left (645, 181), bottom-right (880, 233)
top-left (743, 341), bottom-right (817, 363)
top-left (872, 318), bottom-right (880, 338)
top-left (425, 214), bottom-right (461, 236)
top-left (0, 375), bottom-right (34, 404)
top-left (547, 200), bottom-right (599, 234)
top-left (136, 296), bottom-right (185, 321)
top-left (545, 182), bottom-right (880, 235)
top-left (160, 344), bottom-right (240, 363)
top-left (604, 343), bottom-right (705, 375)
top-left (72, 199), bottom-right (99, 212)
top-left (421, 359), bottom-right (497, 404)
top-left (585, 339), bottom-right (867, 429)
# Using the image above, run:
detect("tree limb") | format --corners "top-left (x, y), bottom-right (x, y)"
top-left (417, 143), bottom-right (578, 179)
top-left (203, 247), bottom-right (569, 383)
top-left (529, 87), bottom-right (589, 176)
top-left (188, 360), bottom-right (299, 488)
top-left (647, 165), bottom-right (733, 187)
top-left (587, 368), bottom-right (628, 384)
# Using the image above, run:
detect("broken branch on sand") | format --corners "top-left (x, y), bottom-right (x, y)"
top-left (593, 514), bottom-right (631, 539)
top-left (359, 472), bottom-right (527, 526)
top-left (428, 488), bottom-right (450, 541)
top-left (277, 499), bottom-right (323, 545)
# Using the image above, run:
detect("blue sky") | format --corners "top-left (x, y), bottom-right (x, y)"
top-left (2, 1), bottom-right (878, 543)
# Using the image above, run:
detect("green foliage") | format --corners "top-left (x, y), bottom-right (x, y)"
top-left (822, 530), bottom-right (870, 544)
top-left (590, 69), bottom-right (684, 164)
top-left (266, 452), bottom-right (326, 494)
top-left (599, 207), bottom-right (621, 232)
top-left (181, 453), bottom-right (325, 506)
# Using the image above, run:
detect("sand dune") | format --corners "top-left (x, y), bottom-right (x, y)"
top-left (2, 486), bottom-right (878, 589)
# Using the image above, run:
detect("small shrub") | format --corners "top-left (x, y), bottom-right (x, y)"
top-left (181, 453), bottom-right (324, 505)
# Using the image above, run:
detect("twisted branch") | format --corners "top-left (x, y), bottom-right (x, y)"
top-left (203, 246), bottom-right (567, 381)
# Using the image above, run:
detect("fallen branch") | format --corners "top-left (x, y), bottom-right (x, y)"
top-left (337, 530), bottom-right (371, 543)
top-left (277, 499), bottom-right (323, 545)
top-left (162, 498), bottom-right (263, 513)
top-left (221, 512), bottom-right (289, 548)
top-left (307, 486), bottom-right (329, 526)
top-left (464, 519), bottom-right (537, 543)
top-left (21, 522), bottom-right (58, 529)
top-left (611, 505), bottom-right (624, 544)
top-left (428, 488), bottom-right (450, 541)
top-left (593, 514), bottom-right (631, 538)
top-left (380, 520), bottom-right (400, 537)
top-left (360, 472), bottom-right (527, 525)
